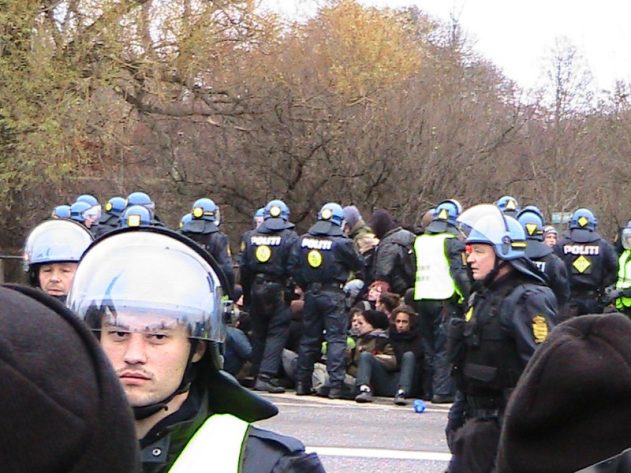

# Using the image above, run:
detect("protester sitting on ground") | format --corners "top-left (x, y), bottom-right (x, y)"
top-left (348, 309), bottom-right (396, 403)
top-left (376, 291), bottom-right (401, 320)
top-left (387, 305), bottom-right (425, 405)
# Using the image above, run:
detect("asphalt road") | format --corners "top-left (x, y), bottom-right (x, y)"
top-left (255, 391), bottom-right (452, 473)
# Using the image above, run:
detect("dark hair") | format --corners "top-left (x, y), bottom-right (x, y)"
top-left (360, 309), bottom-right (390, 330)
top-left (390, 304), bottom-right (418, 328)
top-left (378, 292), bottom-right (401, 313)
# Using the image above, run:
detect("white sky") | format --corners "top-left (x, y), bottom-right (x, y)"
top-left (261, 0), bottom-right (631, 92)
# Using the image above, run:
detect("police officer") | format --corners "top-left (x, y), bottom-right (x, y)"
top-left (67, 226), bottom-right (325, 473)
top-left (93, 195), bottom-right (127, 238)
top-left (51, 204), bottom-right (71, 219)
top-left (555, 208), bottom-right (617, 316)
top-left (239, 199), bottom-right (299, 393)
top-left (603, 220), bottom-right (631, 315)
top-left (180, 198), bottom-right (234, 291)
top-left (495, 195), bottom-right (520, 218)
top-left (412, 199), bottom-right (470, 404)
top-left (23, 219), bottom-right (93, 302)
top-left (446, 204), bottom-right (557, 473)
top-left (517, 205), bottom-right (570, 318)
top-left (289, 203), bottom-right (364, 399)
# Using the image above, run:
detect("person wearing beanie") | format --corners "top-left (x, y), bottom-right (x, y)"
top-left (68, 227), bottom-right (325, 473)
top-left (368, 209), bottom-right (416, 296)
top-left (342, 205), bottom-right (377, 251)
top-left (347, 309), bottom-right (395, 403)
top-left (445, 205), bottom-right (557, 473)
top-left (542, 225), bottom-right (558, 248)
top-left (0, 284), bottom-right (139, 473)
top-left (497, 313), bottom-right (631, 473)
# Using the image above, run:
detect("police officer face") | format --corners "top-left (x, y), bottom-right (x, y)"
top-left (394, 312), bottom-right (411, 333)
top-left (466, 243), bottom-right (496, 280)
top-left (100, 313), bottom-right (206, 409)
top-left (38, 262), bottom-right (78, 297)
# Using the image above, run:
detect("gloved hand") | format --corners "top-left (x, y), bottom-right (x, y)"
top-left (602, 286), bottom-right (623, 304)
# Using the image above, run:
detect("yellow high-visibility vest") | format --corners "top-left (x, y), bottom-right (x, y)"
top-left (413, 233), bottom-right (460, 301)
top-left (169, 414), bottom-right (250, 473)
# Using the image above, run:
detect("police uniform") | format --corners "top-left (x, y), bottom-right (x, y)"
top-left (555, 228), bottom-right (617, 316)
top-left (447, 271), bottom-right (557, 472)
top-left (239, 207), bottom-right (299, 386)
top-left (289, 205), bottom-right (364, 396)
top-left (181, 219), bottom-right (235, 291)
top-left (525, 239), bottom-right (570, 317)
top-left (445, 204), bottom-right (557, 473)
top-left (140, 378), bottom-right (325, 473)
top-left (412, 208), bottom-right (470, 402)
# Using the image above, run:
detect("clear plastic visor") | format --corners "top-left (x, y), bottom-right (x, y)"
top-left (622, 228), bottom-right (631, 250)
top-left (24, 220), bottom-right (93, 266)
top-left (457, 204), bottom-right (507, 241)
top-left (67, 231), bottom-right (225, 342)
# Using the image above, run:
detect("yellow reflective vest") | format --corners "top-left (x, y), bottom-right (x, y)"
top-left (413, 233), bottom-right (460, 301)
top-left (169, 414), bottom-right (250, 473)
top-left (615, 250), bottom-right (631, 310)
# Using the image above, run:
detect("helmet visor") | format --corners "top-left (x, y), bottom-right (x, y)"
top-left (68, 231), bottom-right (225, 342)
top-left (622, 228), bottom-right (631, 250)
top-left (24, 220), bottom-right (93, 266)
top-left (457, 204), bottom-right (507, 239)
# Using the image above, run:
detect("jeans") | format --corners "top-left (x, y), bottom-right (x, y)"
top-left (355, 351), bottom-right (416, 396)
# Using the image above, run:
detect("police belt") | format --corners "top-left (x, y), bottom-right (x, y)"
top-left (307, 282), bottom-right (344, 292)
top-left (254, 274), bottom-right (285, 285)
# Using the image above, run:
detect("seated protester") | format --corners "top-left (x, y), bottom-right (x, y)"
top-left (349, 309), bottom-right (396, 403)
top-left (364, 280), bottom-right (390, 309)
top-left (376, 291), bottom-right (401, 320)
top-left (388, 305), bottom-right (424, 405)
top-left (223, 286), bottom-right (253, 378)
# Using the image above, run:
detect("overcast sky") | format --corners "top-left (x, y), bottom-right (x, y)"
top-left (261, 0), bottom-right (631, 92)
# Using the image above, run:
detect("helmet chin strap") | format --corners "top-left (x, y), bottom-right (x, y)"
top-left (482, 259), bottom-right (508, 287)
top-left (133, 340), bottom-right (200, 420)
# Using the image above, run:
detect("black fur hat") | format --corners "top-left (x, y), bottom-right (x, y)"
top-left (497, 313), bottom-right (631, 473)
top-left (0, 284), bottom-right (139, 473)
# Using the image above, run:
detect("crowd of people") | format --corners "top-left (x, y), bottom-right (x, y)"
top-left (19, 190), bottom-right (631, 472)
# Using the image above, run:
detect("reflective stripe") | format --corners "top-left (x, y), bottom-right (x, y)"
top-left (169, 414), bottom-right (250, 473)
top-left (616, 251), bottom-right (631, 309)
top-left (413, 233), bottom-right (457, 300)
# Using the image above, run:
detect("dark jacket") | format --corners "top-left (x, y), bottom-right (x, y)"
top-left (348, 328), bottom-right (396, 376)
top-left (371, 227), bottom-right (416, 295)
top-left (140, 382), bottom-right (324, 473)
top-left (388, 326), bottom-right (424, 367)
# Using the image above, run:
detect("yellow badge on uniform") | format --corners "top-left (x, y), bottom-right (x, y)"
top-left (532, 315), bottom-right (548, 344)
top-left (255, 245), bottom-right (272, 263)
top-left (307, 249), bottom-right (323, 268)
top-left (465, 306), bottom-right (474, 322)
top-left (573, 255), bottom-right (591, 273)
top-left (240, 241), bottom-right (245, 252)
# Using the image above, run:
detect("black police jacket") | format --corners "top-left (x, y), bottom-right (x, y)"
top-left (288, 223), bottom-right (363, 288)
top-left (449, 272), bottom-right (557, 396)
top-left (239, 222), bottom-right (299, 298)
top-left (181, 224), bottom-right (235, 291)
top-left (555, 230), bottom-right (617, 292)
top-left (525, 240), bottom-right (570, 308)
top-left (140, 382), bottom-right (325, 473)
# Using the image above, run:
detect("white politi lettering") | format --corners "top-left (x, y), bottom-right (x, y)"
top-left (250, 236), bottom-right (282, 246)
top-left (301, 238), bottom-right (332, 250)
top-left (563, 245), bottom-right (600, 255)
top-left (534, 260), bottom-right (546, 272)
